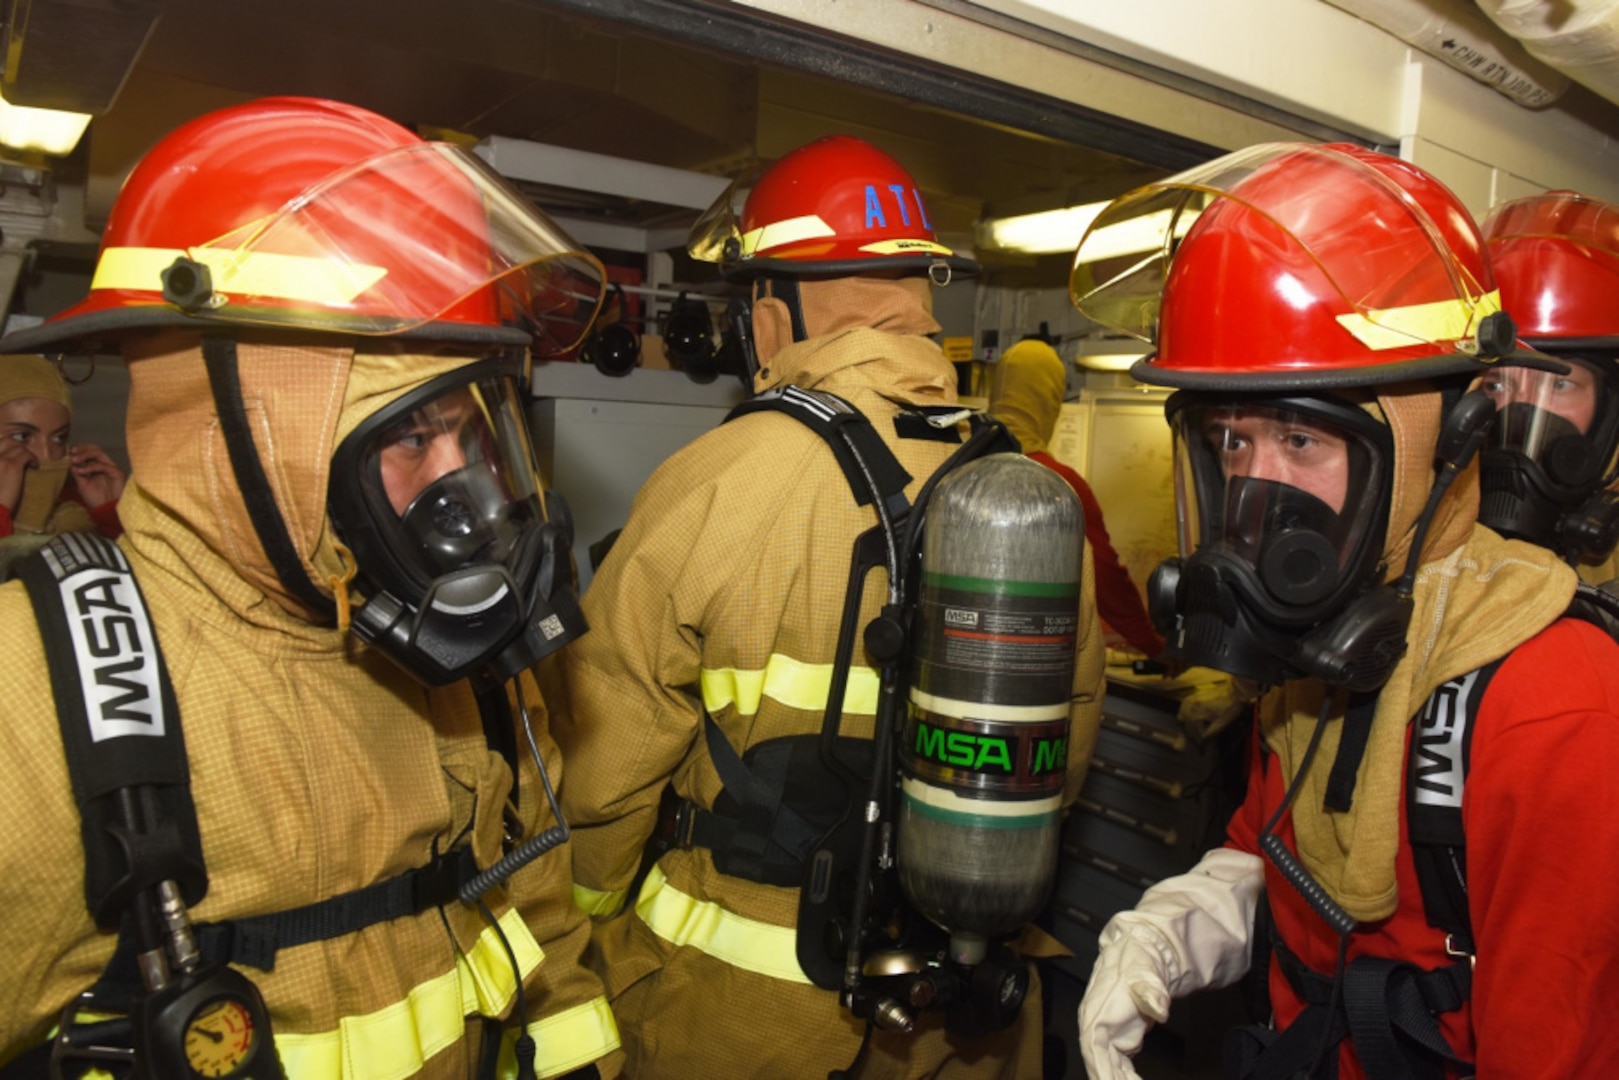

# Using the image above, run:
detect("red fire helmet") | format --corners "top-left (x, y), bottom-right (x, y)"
top-left (5, 96), bottom-right (605, 358)
top-left (1071, 142), bottom-right (1502, 391)
top-left (1483, 190), bottom-right (1619, 346)
top-left (687, 134), bottom-right (978, 279)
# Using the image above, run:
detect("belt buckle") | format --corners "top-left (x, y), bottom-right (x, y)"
top-left (672, 799), bottom-right (696, 849)
top-left (1444, 933), bottom-right (1476, 970)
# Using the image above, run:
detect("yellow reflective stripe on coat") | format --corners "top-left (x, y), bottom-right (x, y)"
top-left (496, 996), bottom-right (621, 1079)
top-left (1335, 289), bottom-right (1502, 351)
top-left (273, 906), bottom-right (542, 1078)
top-left (573, 880), bottom-right (628, 917)
top-left (634, 863), bottom-right (811, 984)
top-left (700, 653), bottom-right (880, 717)
top-left (91, 246), bottom-right (388, 305)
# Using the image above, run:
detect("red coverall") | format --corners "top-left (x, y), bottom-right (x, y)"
top-left (1227, 617), bottom-right (1619, 1077)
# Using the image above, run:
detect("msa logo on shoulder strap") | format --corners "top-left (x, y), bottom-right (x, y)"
top-left (14, 531), bottom-right (205, 926)
top-left (1407, 653), bottom-right (1508, 953)
top-left (1410, 664), bottom-right (1490, 812)
top-left (43, 532), bottom-right (168, 741)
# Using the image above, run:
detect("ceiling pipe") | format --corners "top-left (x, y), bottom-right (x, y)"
top-left (1321, 0), bottom-right (1569, 107)
top-left (1474, 0), bottom-right (1619, 109)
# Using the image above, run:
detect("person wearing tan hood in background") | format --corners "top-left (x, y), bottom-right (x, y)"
top-left (551, 136), bottom-right (1105, 1078)
top-left (989, 336), bottom-right (1164, 659)
top-left (0, 98), bottom-right (623, 1079)
top-left (1072, 145), bottom-right (1619, 1079)
top-left (0, 353), bottom-right (124, 546)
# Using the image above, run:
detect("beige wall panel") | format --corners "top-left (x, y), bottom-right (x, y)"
top-left (1049, 395), bottom-right (1178, 607)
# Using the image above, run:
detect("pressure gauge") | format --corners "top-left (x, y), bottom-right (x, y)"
top-left (135, 966), bottom-right (284, 1080)
top-left (183, 996), bottom-right (258, 1077)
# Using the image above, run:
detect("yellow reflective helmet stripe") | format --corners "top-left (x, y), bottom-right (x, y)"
top-left (740, 214), bottom-right (836, 257)
top-left (700, 653), bottom-right (880, 717)
top-left (572, 880), bottom-right (628, 918)
top-left (272, 906), bottom-right (543, 1078)
top-left (634, 863), bottom-right (811, 984)
top-left (858, 238), bottom-right (955, 257)
top-left (1336, 289), bottom-right (1503, 351)
top-left (91, 246), bottom-right (388, 306)
top-left (495, 997), bottom-right (622, 1079)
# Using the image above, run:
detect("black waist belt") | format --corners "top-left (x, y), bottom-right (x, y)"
top-left (97, 845), bottom-right (480, 988)
top-left (658, 720), bottom-right (874, 889)
top-left (202, 845), bottom-right (480, 972)
top-left (660, 721), bottom-right (831, 888)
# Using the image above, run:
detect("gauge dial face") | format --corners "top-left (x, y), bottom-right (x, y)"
top-left (183, 996), bottom-right (256, 1077)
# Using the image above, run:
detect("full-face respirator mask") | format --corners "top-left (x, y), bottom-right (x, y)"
top-left (1147, 394), bottom-right (1396, 689)
top-left (329, 353), bottom-right (584, 687)
top-left (1477, 353), bottom-right (1619, 564)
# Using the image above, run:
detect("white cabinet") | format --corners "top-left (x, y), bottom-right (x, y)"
top-left (529, 365), bottom-right (746, 593)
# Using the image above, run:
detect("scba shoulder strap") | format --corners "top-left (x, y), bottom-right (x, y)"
top-left (1405, 656), bottom-right (1506, 955)
top-left (1406, 583), bottom-right (1616, 953)
top-left (15, 531), bottom-right (208, 925)
top-left (728, 385), bottom-right (917, 519)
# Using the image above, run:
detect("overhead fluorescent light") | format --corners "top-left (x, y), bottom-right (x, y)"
top-left (980, 201), bottom-right (1108, 255)
top-left (1072, 338), bottom-right (1147, 373)
top-left (980, 199), bottom-right (1186, 263)
top-left (0, 90), bottom-right (91, 155)
top-left (1076, 351), bottom-right (1140, 373)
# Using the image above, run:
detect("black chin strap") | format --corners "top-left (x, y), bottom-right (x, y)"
top-left (202, 336), bottom-right (337, 622)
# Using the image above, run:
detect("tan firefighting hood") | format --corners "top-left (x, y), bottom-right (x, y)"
top-left (1, 353), bottom-right (91, 535)
top-left (750, 275), bottom-right (953, 402)
top-left (13, 458), bottom-right (92, 533)
top-left (1263, 384), bottom-right (1578, 921)
top-left (988, 339), bottom-right (1066, 455)
top-left (120, 330), bottom-right (477, 626)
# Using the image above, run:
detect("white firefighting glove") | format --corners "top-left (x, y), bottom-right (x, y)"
top-left (1079, 846), bottom-right (1265, 1080)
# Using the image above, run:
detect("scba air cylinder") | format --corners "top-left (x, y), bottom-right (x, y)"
top-left (898, 452), bottom-right (1082, 962)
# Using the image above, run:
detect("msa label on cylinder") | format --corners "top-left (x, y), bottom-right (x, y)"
top-left (912, 573), bottom-right (1078, 708)
top-left (901, 709), bottom-right (1069, 798)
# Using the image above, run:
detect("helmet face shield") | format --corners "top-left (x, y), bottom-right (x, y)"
top-left (1483, 191), bottom-right (1619, 266)
top-left (137, 143), bottom-right (606, 352)
top-left (1483, 192), bottom-right (1619, 345)
top-left (686, 166), bottom-right (758, 267)
top-left (1172, 397), bottom-right (1391, 623)
top-left (331, 354), bottom-right (585, 685)
top-left (1071, 143), bottom-right (1500, 388)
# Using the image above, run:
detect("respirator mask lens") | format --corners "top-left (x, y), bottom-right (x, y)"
top-left (1170, 397), bottom-right (1390, 624)
top-left (1481, 359), bottom-right (1611, 491)
top-left (355, 368), bottom-right (544, 599)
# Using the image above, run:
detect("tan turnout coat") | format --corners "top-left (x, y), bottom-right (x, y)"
top-left (0, 334), bottom-right (620, 1078)
top-left (555, 324), bottom-right (1105, 1078)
